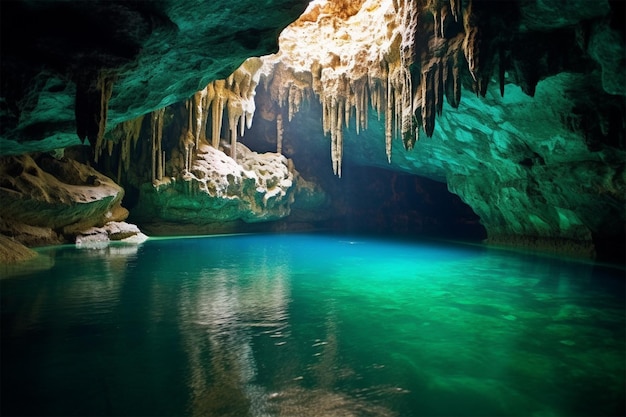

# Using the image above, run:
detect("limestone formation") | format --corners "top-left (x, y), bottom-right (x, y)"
top-left (131, 142), bottom-right (326, 228)
top-left (258, 0), bottom-right (424, 176)
top-left (0, 0), bottom-right (624, 260)
top-left (0, 152), bottom-right (145, 247)
top-left (262, 71), bottom-right (624, 259)
top-left (227, 0), bottom-right (623, 259)
top-left (0, 235), bottom-right (37, 265)
top-left (75, 222), bottom-right (149, 249)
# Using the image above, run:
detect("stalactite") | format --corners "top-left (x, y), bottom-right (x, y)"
top-left (385, 74), bottom-right (393, 163)
top-left (162, 150), bottom-right (166, 179)
top-left (106, 138), bottom-right (114, 156)
top-left (206, 0), bottom-right (486, 176)
top-left (421, 65), bottom-right (436, 137)
top-left (184, 145), bottom-right (189, 173)
top-left (188, 57), bottom-right (263, 156)
top-left (193, 87), bottom-right (209, 148)
top-left (452, 61), bottom-right (461, 106)
top-left (330, 98), bottom-right (338, 175)
top-left (95, 73), bottom-right (115, 163)
top-left (435, 61), bottom-right (444, 116)
top-left (276, 113), bottom-right (283, 154)
top-left (76, 71), bottom-right (116, 164)
top-left (151, 108), bottom-right (165, 182)
top-left (463, 0), bottom-right (479, 82)
top-left (115, 116), bottom-right (145, 176)
top-left (336, 98), bottom-right (344, 177)
top-left (117, 157), bottom-right (122, 185)
top-left (227, 99), bottom-right (241, 159)
top-left (211, 80), bottom-right (226, 149)
top-left (450, 0), bottom-right (461, 22)
top-left (151, 115), bottom-right (156, 182)
top-left (157, 109), bottom-right (164, 181)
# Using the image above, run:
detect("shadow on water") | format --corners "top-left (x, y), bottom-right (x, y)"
top-left (2, 233), bottom-right (624, 416)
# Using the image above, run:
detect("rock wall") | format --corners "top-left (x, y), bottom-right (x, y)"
top-left (239, 0), bottom-right (625, 260)
top-left (0, 153), bottom-right (145, 248)
top-left (246, 71), bottom-right (625, 260)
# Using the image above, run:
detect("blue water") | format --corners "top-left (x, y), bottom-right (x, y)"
top-left (2, 233), bottom-right (624, 417)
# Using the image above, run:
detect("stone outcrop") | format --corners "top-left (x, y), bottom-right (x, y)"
top-left (75, 222), bottom-right (149, 249)
top-left (0, 153), bottom-right (145, 246)
top-left (0, 235), bottom-right (36, 265)
top-left (130, 142), bottom-right (327, 232)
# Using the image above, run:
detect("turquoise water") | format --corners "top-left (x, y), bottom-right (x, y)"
top-left (2, 233), bottom-right (624, 417)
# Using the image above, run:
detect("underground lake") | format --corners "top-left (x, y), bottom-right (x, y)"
top-left (1, 233), bottom-right (625, 417)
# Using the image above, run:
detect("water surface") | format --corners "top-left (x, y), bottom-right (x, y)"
top-left (2, 234), bottom-right (624, 416)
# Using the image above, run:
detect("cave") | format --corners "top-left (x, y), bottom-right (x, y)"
top-left (1, 1), bottom-right (624, 416)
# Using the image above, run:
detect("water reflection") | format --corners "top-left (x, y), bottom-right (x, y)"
top-left (179, 246), bottom-right (291, 417)
top-left (173, 236), bottom-right (399, 417)
top-left (1, 235), bottom-right (623, 417)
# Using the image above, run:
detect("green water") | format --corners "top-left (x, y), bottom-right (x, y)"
top-left (2, 234), bottom-right (624, 417)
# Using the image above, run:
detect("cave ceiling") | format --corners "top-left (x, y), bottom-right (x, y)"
top-left (0, 0), bottom-right (310, 155)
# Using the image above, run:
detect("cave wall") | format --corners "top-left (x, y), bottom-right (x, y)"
top-left (0, 0), bottom-right (310, 155)
top-left (1, 0), bottom-right (624, 262)
top-left (244, 70), bottom-right (624, 260)
top-left (238, 0), bottom-right (625, 261)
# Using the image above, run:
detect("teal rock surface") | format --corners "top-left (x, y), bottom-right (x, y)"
top-left (249, 71), bottom-right (624, 259)
top-left (0, 0), bottom-right (309, 155)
